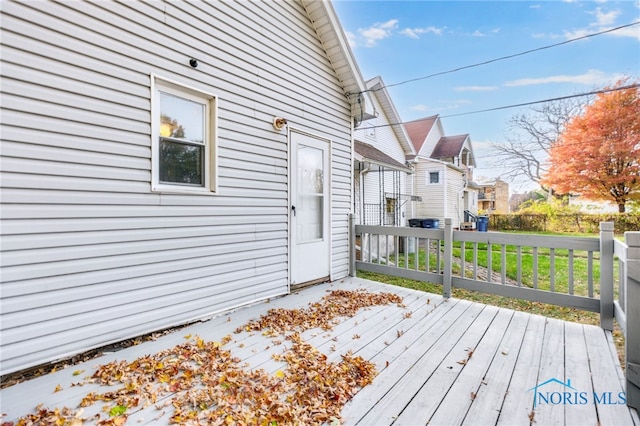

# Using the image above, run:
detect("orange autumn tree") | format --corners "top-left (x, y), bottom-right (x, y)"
top-left (542, 80), bottom-right (640, 212)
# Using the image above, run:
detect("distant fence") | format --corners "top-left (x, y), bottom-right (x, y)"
top-left (490, 213), bottom-right (640, 234)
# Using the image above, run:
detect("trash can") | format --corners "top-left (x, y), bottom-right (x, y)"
top-left (421, 218), bottom-right (439, 228)
top-left (477, 216), bottom-right (489, 232)
top-left (408, 218), bottom-right (423, 227)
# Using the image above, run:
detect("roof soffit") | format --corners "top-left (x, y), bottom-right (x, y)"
top-left (301, 0), bottom-right (374, 121)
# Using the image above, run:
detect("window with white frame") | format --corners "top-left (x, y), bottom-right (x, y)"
top-left (428, 171), bottom-right (441, 185)
top-left (151, 76), bottom-right (217, 193)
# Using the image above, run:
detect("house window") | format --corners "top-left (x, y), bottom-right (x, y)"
top-left (152, 76), bottom-right (217, 193)
top-left (428, 171), bottom-right (440, 184)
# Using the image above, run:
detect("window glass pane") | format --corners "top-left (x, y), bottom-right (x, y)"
top-left (159, 139), bottom-right (203, 185)
top-left (160, 92), bottom-right (205, 144)
top-left (429, 171), bottom-right (440, 184)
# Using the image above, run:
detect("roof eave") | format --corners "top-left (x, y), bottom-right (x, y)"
top-left (302, 0), bottom-right (375, 121)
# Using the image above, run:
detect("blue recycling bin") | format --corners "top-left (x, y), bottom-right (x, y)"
top-left (421, 218), bottom-right (439, 228)
top-left (477, 216), bottom-right (489, 232)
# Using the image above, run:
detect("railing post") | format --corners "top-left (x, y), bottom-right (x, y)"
top-left (443, 218), bottom-right (453, 298)
top-left (599, 222), bottom-right (614, 330)
top-left (625, 232), bottom-right (640, 409)
top-left (349, 213), bottom-right (356, 277)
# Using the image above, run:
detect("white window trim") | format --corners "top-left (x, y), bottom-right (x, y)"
top-left (150, 74), bottom-right (218, 194)
top-left (427, 170), bottom-right (442, 185)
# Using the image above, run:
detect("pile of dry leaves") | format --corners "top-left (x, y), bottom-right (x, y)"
top-left (7, 289), bottom-right (404, 425)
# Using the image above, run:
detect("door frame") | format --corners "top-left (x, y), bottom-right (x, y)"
top-left (288, 127), bottom-right (332, 290)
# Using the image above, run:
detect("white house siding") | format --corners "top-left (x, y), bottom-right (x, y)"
top-left (0, 0), bottom-right (353, 375)
top-left (446, 169), bottom-right (466, 228)
top-left (356, 104), bottom-right (409, 226)
top-left (418, 119), bottom-right (445, 157)
top-left (414, 162), bottom-right (446, 225)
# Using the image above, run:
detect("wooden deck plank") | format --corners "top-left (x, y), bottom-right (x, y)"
top-left (426, 308), bottom-right (516, 426)
top-left (564, 321), bottom-right (599, 426)
top-left (1, 277), bottom-right (636, 426)
top-left (496, 314), bottom-right (548, 425)
top-left (462, 311), bottom-right (531, 425)
top-left (391, 305), bottom-right (502, 424)
top-left (583, 325), bottom-right (635, 426)
top-left (342, 299), bottom-right (477, 424)
top-left (530, 317), bottom-right (566, 426)
top-left (353, 303), bottom-right (493, 425)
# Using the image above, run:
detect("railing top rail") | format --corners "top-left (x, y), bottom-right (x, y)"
top-left (452, 230), bottom-right (600, 251)
top-left (614, 238), bottom-right (628, 261)
top-left (355, 224), bottom-right (445, 239)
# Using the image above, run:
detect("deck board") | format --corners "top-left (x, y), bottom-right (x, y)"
top-left (462, 310), bottom-right (530, 425)
top-left (1, 277), bottom-right (636, 425)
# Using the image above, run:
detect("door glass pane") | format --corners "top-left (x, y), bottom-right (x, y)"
top-left (297, 144), bottom-right (324, 242)
top-left (299, 146), bottom-right (323, 194)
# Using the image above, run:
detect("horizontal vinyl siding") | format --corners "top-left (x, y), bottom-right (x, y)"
top-left (415, 162), bottom-right (446, 225)
top-left (0, 0), bottom-right (352, 375)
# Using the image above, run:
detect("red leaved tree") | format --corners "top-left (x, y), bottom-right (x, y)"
top-left (542, 79), bottom-right (640, 212)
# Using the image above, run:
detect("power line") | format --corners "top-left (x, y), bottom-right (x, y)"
top-left (366, 83), bottom-right (639, 129)
top-left (362, 21), bottom-right (640, 94)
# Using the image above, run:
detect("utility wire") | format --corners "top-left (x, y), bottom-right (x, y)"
top-left (366, 83), bottom-right (640, 129)
top-left (361, 21), bottom-right (640, 94)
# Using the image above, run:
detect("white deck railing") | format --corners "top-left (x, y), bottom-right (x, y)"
top-left (349, 215), bottom-right (639, 409)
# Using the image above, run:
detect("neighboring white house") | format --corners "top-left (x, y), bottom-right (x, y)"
top-left (0, 0), bottom-right (374, 376)
top-left (406, 115), bottom-right (477, 229)
top-left (353, 76), bottom-right (417, 227)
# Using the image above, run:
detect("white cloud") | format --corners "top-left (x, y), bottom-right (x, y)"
top-left (358, 19), bottom-right (398, 47)
top-left (400, 26), bottom-right (445, 39)
top-left (589, 7), bottom-right (620, 26)
top-left (504, 69), bottom-right (624, 87)
top-left (530, 4), bottom-right (541, 9)
top-left (409, 104), bottom-right (430, 112)
top-left (344, 30), bottom-right (357, 48)
top-left (470, 28), bottom-right (500, 37)
top-left (454, 86), bottom-right (499, 92)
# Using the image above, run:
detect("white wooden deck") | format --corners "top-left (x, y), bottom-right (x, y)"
top-left (1, 277), bottom-right (637, 425)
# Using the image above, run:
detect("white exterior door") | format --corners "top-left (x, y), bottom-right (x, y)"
top-left (290, 131), bottom-right (330, 285)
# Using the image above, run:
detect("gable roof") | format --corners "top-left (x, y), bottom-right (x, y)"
top-left (431, 135), bottom-right (469, 159)
top-left (405, 115), bottom-right (439, 155)
top-left (302, 0), bottom-right (374, 121)
top-left (365, 76), bottom-right (415, 156)
top-left (354, 141), bottom-right (412, 172)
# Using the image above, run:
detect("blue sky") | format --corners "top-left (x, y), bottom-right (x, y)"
top-left (332, 0), bottom-right (640, 191)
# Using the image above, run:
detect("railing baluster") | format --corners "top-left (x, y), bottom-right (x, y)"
top-left (501, 244), bottom-right (506, 285)
top-left (415, 237), bottom-right (420, 271)
top-left (404, 237), bottom-right (409, 269)
top-left (487, 243), bottom-right (492, 283)
top-left (385, 234), bottom-right (389, 265)
top-left (568, 249), bottom-right (574, 295)
top-left (473, 242), bottom-right (478, 280)
top-left (426, 238), bottom-right (430, 272)
top-left (550, 248), bottom-right (555, 292)
top-left (533, 247), bottom-right (538, 289)
top-left (588, 251), bottom-right (594, 298)
top-left (436, 239), bottom-right (441, 274)
top-left (517, 246), bottom-right (522, 287)
top-left (461, 241), bottom-right (466, 279)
